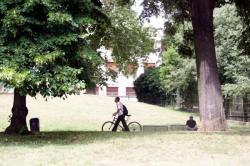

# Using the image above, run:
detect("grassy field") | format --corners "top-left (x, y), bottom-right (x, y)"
top-left (0, 94), bottom-right (250, 166)
top-left (0, 94), bottom-right (195, 131)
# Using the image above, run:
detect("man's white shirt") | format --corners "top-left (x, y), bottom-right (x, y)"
top-left (116, 102), bottom-right (124, 116)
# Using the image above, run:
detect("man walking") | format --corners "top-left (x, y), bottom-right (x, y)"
top-left (112, 97), bottom-right (129, 131)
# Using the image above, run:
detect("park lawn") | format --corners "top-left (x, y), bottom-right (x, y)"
top-left (0, 131), bottom-right (250, 166)
top-left (0, 94), bottom-right (250, 166)
top-left (0, 94), bottom-right (196, 131)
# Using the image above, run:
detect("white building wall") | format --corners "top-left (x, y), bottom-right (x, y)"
top-left (98, 86), bottom-right (107, 96)
top-left (97, 28), bottom-right (164, 98)
top-left (137, 59), bottom-right (145, 77)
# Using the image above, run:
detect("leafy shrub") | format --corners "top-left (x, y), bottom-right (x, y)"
top-left (134, 67), bottom-right (169, 105)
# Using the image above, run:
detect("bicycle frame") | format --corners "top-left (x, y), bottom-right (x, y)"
top-left (112, 115), bottom-right (130, 124)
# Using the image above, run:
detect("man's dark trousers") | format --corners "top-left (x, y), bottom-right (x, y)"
top-left (112, 115), bottom-right (129, 131)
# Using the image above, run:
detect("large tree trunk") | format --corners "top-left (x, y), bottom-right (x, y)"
top-left (5, 88), bottom-right (29, 134)
top-left (191, 0), bottom-right (227, 131)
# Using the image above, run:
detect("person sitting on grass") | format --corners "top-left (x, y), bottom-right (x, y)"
top-left (186, 115), bottom-right (198, 131)
top-left (112, 97), bottom-right (129, 132)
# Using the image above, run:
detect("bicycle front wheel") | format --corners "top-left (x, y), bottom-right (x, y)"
top-left (102, 121), bottom-right (124, 132)
top-left (128, 121), bottom-right (142, 132)
top-left (102, 121), bottom-right (114, 131)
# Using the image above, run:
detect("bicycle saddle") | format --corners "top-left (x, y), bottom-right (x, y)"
top-left (126, 114), bottom-right (131, 117)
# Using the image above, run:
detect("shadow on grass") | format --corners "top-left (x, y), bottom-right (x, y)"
top-left (0, 131), bottom-right (145, 146)
top-left (1, 128), bottom-right (250, 147)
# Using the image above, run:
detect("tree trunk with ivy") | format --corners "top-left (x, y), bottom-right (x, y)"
top-left (191, 0), bottom-right (227, 131)
top-left (5, 88), bottom-right (29, 134)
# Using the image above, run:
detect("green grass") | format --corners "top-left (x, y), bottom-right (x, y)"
top-left (1, 94), bottom-right (250, 166)
top-left (0, 94), bottom-right (196, 131)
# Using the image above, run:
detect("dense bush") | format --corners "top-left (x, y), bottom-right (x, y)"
top-left (134, 67), bottom-right (170, 105)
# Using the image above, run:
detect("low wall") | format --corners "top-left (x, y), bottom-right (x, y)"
top-left (143, 124), bottom-right (186, 132)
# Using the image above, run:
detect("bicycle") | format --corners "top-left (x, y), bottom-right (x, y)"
top-left (102, 114), bottom-right (142, 132)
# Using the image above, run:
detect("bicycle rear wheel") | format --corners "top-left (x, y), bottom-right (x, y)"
top-left (128, 121), bottom-right (142, 132)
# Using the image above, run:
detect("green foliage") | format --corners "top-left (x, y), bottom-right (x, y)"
top-left (140, 0), bottom-right (191, 23)
top-left (134, 67), bottom-right (168, 105)
top-left (103, 1), bottom-right (154, 74)
top-left (234, 0), bottom-right (250, 56)
top-left (141, 0), bottom-right (250, 104)
top-left (223, 83), bottom-right (250, 97)
top-left (214, 4), bottom-right (250, 96)
top-left (160, 47), bottom-right (196, 92)
top-left (141, 0), bottom-right (250, 57)
top-left (159, 47), bottom-right (197, 107)
top-left (0, 0), bottom-right (107, 97)
top-left (161, 4), bottom-right (250, 98)
top-left (140, 0), bottom-right (231, 21)
top-left (163, 22), bottom-right (194, 58)
top-left (0, 0), bottom-right (154, 98)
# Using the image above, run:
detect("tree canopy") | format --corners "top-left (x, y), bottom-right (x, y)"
top-left (140, 0), bottom-right (250, 58)
top-left (103, 0), bottom-right (154, 74)
top-left (0, 0), bottom-right (106, 97)
top-left (214, 4), bottom-right (250, 97)
top-left (0, 0), bottom-right (154, 98)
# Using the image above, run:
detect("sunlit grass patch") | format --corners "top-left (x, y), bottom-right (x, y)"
top-left (0, 94), bottom-right (197, 132)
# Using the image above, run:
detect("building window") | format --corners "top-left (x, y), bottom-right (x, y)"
top-left (126, 87), bottom-right (136, 98)
top-left (107, 87), bottom-right (118, 97)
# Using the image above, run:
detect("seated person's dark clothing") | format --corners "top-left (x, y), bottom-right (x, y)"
top-left (186, 119), bottom-right (196, 128)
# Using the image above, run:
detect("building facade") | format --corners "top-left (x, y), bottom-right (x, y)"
top-left (90, 28), bottom-right (164, 99)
